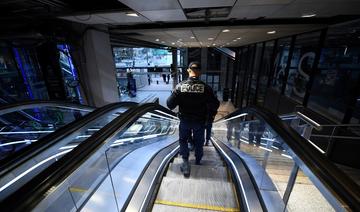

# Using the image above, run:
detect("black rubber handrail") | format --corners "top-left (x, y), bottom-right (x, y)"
top-left (0, 103), bottom-right (176, 211)
top-left (0, 102), bottom-right (136, 177)
top-left (216, 106), bottom-right (360, 211)
top-left (0, 100), bottom-right (93, 115)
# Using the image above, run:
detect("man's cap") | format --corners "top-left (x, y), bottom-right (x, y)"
top-left (188, 61), bottom-right (201, 71)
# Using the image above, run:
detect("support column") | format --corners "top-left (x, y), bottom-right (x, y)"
top-left (82, 27), bottom-right (118, 107)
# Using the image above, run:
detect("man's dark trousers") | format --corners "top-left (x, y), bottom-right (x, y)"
top-left (179, 119), bottom-right (205, 162)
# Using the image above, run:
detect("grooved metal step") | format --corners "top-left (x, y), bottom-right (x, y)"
top-left (153, 177), bottom-right (239, 212)
top-left (166, 163), bottom-right (228, 181)
top-left (151, 144), bottom-right (240, 212)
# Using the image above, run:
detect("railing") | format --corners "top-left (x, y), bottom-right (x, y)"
top-left (213, 106), bottom-right (360, 212)
top-left (280, 109), bottom-right (360, 157)
top-left (0, 103), bottom-right (179, 211)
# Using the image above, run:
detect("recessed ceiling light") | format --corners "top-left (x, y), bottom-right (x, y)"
top-left (190, 36), bottom-right (195, 39)
top-left (237, 37), bottom-right (241, 40)
top-left (171, 42), bottom-right (175, 45)
top-left (126, 12), bottom-right (139, 17)
top-left (155, 38), bottom-right (160, 42)
top-left (161, 41), bottom-right (165, 43)
top-left (208, 38), bottom-right (214, 40)
top-left (267, 31), bottom-right (276, 34)
top-left (301, 13), bottom-right (316, 18)
top-left (212, 43), bottom-right (216, 46)
top-left (233, 40), bottom-right (237, 42)
top-left (222, 29), bottom-right (230, 32)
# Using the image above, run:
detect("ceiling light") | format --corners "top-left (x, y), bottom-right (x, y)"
top-left (155, 38), bottom-right (160, 42)
top-left (126, 12), bottom-right (139, 17)
top-left (233, 40), bottom-right (237, 42)
top-left (301, 13), bottom-right (316, 18)
top-left (236, 37), bottom-right (241, 40)
top-left (190, 36), bottom-right (195, 39)
top-left (161, 41), bottom-right (165, 43)
top-left (267, 31), bottom-right (276, 34)
top-left (222, 29), bottom-right (230, 32)
top-left (208, 38), bottom-right (214, 40)
top-left (212, 43), bottom-right (216, 46)
top-left (171, 42), bottom-right (175, 45)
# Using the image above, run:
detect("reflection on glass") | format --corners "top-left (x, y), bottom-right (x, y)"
top-left (271, 38), bottom-right (292, 93)
top-left (0, 106), bottom-right (127, 200)
top-left (213, 112), bottom-right (345, 211)
top-left (308, 20), bottom-right (360, 122)
top-left (57, 44), bottom-right (83, 104)
top-left (257, 41), bottom-right (275, 106)
top-left (0, 106), bottom-right (90, 160)
top-left (33, 111), bottom-right (178, 211)
top-left (248, 43), bottom-right (264, 106)
top-left (0, 47), bottom-right (48, 103)
top-left (284, 32), bottom-right (321, 102)
top-left (242, 45), bottom-right (256, 107)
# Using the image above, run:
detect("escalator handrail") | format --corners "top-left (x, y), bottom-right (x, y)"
top-left (0, 100), bottom-right (94, 116)
top-left (0, 103), bottom-right (177, 211)
top-left (215, 106), bottom-right (360, 211)
top-left (0, 102), bottom-right (137, 177)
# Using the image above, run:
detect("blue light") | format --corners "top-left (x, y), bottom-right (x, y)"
top-left (12, 48), bottom-right (34, 100)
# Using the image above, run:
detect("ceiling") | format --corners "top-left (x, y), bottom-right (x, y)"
top-left (59, 0), bottom-right (360, 47)
top-left (0, 0), bottom-right (359, 47)
top-left (111, 24), bottom-right (325, 47)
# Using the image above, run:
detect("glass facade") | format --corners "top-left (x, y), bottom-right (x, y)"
top-left (271, 37), bottom-right (292, 93)
top-left (285, 32), bottom-right (321, 103)
top-left (57, 44), bottom-right (83, 104)
top-left (0, 47), bottom-right (48, 104)
top-left (308, 22), bottom-right (360, 122)
top-left (231, 19), bottom-right (360, 124)
top-left (257, 41), bottom-right (275, 106)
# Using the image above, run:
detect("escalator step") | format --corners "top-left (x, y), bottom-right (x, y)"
top-left (153, 177), bottom-right (239, 212)
top-left (166, 163), bottom-right (228, 181)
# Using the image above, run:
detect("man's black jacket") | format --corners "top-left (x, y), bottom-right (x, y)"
top-left (167, 76), bottom-right (220, 123)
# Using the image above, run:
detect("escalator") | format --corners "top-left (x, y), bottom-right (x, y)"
top-left (1, 104), bottom-right (359, 212)
top-left (0, 101), bottom-right (137, 201)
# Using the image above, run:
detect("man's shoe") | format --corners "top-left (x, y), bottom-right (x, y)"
top-left (180, 160), bottom-right (191, 177)
top-left (195, 159), bottom-right (201, 165)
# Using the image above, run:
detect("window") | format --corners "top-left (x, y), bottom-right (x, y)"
top-left (248, 43), bottom-right (264, 106)
top-left (257, 41), bottom-right (275, 106)
top-left (57, 44), bottom-right (82, 103)
top-left (308, 20), bottom-right (360, 122)
top-left (113, 47), bottom-right (173, 68)
top-left (271, 37), bottom-right (292, 93)
top-left (284, 31), bottom-right (321, 103)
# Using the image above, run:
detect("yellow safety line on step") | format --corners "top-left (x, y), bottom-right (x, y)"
top-left (69, 187), bottom-right (87, 193)
top-left (155, 199), bottom-right (240, 212)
